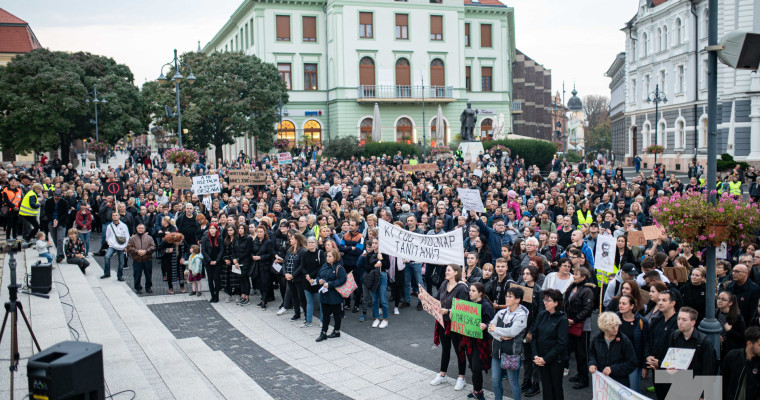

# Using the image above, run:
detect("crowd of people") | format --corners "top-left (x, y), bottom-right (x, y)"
top-left (1, 144), bottom-right (759, 400)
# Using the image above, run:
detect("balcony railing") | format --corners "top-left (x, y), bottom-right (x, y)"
top-left (512, 101), bottom-right (523, 113)
top-left (357, 85), bottom-right (454, 102)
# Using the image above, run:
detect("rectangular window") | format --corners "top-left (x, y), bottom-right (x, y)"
top-left (245, 24), bottom-right (249, 48)
top-left (464, 23), bottom-right (470, 47)
top-left (430, 15), bottom-right (443, 40)
top-left (240, 28), bottom-right (244, 49)
top-left (276, 15), bottom-right (291, 41)
top-left (230, 40), bottom-right (233, 52)
top-left (235, 34), bottom-right (238, 51)
top-left (395, 14), bottom-right (408, 39)
top-left (659, 70), bottom-right (665, 91)
top-left (304, 63), bottom-right (318, 90)
top-left (677, 65), bottom-right (684, 93)
top-left (278, 63), bottom-right (292, 90)
top-left (465, 66), bottom-right (471, 92)
top-left (631, 79), bottom-right (636, 103)
top-left (480, 24), bottom-right (492, 47)
top-left (481, 67), bottom-right (492, 92)
top-left (359, 12), bottom-right (373, 38)
top-left (303, 16), bottom-right (317, 42)
top-left (250, 18), bottom-right (254, 45)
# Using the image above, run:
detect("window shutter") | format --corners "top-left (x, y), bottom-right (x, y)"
top-left (303, 16), bottom-right (316, 41)
top-left (430, 16), bottom-right (442, 39)
top-left (465, 23), bottom-right (470, 46)
top-left (276, 15), bottom-right (290, 41)
top-left (480, 24), bottom-right (492, 47)
top-left (360, 12), bottom-right (373, 25)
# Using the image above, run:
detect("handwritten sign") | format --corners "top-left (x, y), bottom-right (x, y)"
top-left (403, 163), bottom-right (438, 173)
top-left (172, 176), bottom-right (192, 190)
top-left (378, 219), bottom-right (463, 265)
top-left (473, 169), bottom-right (483, 177)
top-left (663, 266), bottom-right (689, 283)
top-left (661, 348), bottom-right (696, 370)
top-left (278, 153), bottom-right (292, 165)
top-left (628, 230), bottom-right (646, 246)
top-left (228, 170), bottom-right (267, 186)
top-left (642, 226), bottom-right (664, 241)
top-left (457, 188), bottom-right (485, 214)
top-left (192, 175), bottom-right (221, 195)
top-left (418, 285), bottom-right (444, 327)
top-left (450, 298), bottom-right (483, 339)
top-left (515, 284), bottom-right (533, 303)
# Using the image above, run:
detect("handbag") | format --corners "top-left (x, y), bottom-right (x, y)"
top-left (568, 320), bottom-right (583, 337)
top-left (110, 223), bottom-right (127, 245)
top-left (500, 353), bottom-right (521, 371)
top-left (335, 267), bottom-right (358, 298)
top-left (250, 261), bottom-right (260, 279)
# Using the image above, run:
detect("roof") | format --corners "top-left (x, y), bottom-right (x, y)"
top-left (567, 88), bottom-right (583, 111)
top-left (0, 8), bottom-right (40, 53)
top-left (464, 0), bottom-right (507, 7)
top-left (649, 0), bottom-right (667, 7)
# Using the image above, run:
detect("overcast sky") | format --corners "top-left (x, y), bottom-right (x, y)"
top-left (4, 0), bottom-right (636, 100)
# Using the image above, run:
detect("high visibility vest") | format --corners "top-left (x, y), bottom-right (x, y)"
top-left (729, 181), bottom-right (742, 196)
top-left (42, 183), bottom-right (55, 192)
top-left (2, 187), bottom-right (21, 208)
top-left (717, 182), bottom-right (725, 195)
top-left (576, 210), bottom-right (593, 228)
top-left (699, 178), bottom-right (705, 187)
top-left (19, 191), bottom-right (39, 217)
top-left (597, 263), bottom-right (621, 287)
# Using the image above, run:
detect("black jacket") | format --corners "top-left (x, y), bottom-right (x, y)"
top-left (299, 249), bottom-right (326, 293)
top-left (680, 282), bottom-right (707, 323)
top-left (588, 332), bottom-right (637, 385)
top-left (44, 197), bottom-right (69, 226)
top-left (649, 312), bottom-right (678, 364)
top-left (200, 234), bottom-right (224, 267)
top-left (251, 237), bottom-right (274, 271)
top-left (564, 281), bottom-right (596, 324)
top-left (722, 348), bottom-right (760, 400)
top-left (175, 212), bottom-right (201, 246)
top-left (233, 235), bottom-right (254, 267)
top-left (668, 330), bottom-right (717, 376)
top-left (530, 310), bottom-right (569, 366)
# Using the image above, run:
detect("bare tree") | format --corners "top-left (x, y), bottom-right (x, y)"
top-left (583, 95), bottom-right (610, 131)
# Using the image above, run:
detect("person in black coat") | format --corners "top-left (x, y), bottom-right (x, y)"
top-left (616, 294), bottom-right (650, 394)
top-left (300, 237), bottom-right (326, 325)
top-left (251, 225), bottom-right (274, 310)
top-left (531, 289), bottom-right (569, 400)
top-left (271, 222), bottom-right (290, 305)
top-left (722, 326), bottom-right (760, 400)
top-left (233, 224), bottom-right (254, 305)
top-left (201, 223), bottom-right (224, 303)
top-left (44, 190), bottom-right (69, 262)
top-left (718, 291), bottom-right (747, 361)
top-left (564, 267), bottom-right (596, 389)
top-left (680, 266), bottom-right (707, 324)
top-left (588, 312), bottom-right (637, 386)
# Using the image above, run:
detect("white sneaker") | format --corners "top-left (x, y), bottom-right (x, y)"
top-left (430, 374), bottom-right (449, 386)
top-left (372, 319), bottom-right (381, 328)
top-left (379, 320), bottom-right (388, 329)
top-left (394, 307), bottom-right (400, 315)
top-left (454, 377), bottom-right (466, 391)
top-left (276, 307), bottom-right (287, 316)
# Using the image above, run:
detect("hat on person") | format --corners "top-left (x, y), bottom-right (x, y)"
top-left (621, 263), bottom-right (637, 276)
top-left (507, 190), bottom-right (517, 199)
top-left (53, 189), bottom-right (62, 196)
top-left (522, 211), bottom-right (532, 218)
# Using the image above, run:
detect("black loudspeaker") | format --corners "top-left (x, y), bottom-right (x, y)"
top-left (30, 261), bottom-right (52, 294)
top-left (28, 341), bottom-right (104, 400)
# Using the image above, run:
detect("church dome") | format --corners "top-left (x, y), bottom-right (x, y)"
top-left (567, 88), bottom-right (583, 111)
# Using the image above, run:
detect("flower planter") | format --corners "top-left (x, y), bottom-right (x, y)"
top-left (677, 225), bottom-right (701, 242)
top-left (705, 222), bottom-right (730, 246)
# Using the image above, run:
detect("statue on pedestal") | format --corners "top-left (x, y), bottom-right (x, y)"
top-left (460, 102), bottom-right (479, 142)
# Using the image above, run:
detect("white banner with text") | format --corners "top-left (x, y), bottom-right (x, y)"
top-left (378, 219), bottom-right (463, 265)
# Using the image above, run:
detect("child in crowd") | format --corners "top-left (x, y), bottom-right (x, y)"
top-left (184, 244), bottom-right (204, 296)
top-left (35, 231), bottom-right (53, 264)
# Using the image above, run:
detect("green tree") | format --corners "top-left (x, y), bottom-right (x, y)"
top-left (142, 51), bottom-right (287, 163)
top-left (0, 49), bottom-right (149, 164)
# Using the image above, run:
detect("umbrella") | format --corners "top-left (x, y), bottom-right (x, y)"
top-left (372, 103), bottom-right (382, 142)
top-left (436, 105), bottom-right (444, 145)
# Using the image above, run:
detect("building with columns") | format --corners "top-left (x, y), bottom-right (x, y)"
top-left (615, 0), bottom-right (760, 171)
top-left (202, 0), bottom-right (516, 159)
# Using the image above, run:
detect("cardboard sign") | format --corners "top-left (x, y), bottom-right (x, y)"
top-left (172, 176), bottom-right (192, 190)
top-left (378, 219), bottom-right (464, 265)
top-left (403, 163), bottom-right (438, 173)
top-left (628, 230), bottom-right (646, 246)
top-left (663, 266), bottom-right (689, 283)
top-left (418, 285), bottom-right (445, 327)
top-left (278, 153), bottom-right (292, 165)
top-left (450, 298), bottom-right (483, 339)
top-left (515, 284), bottom-right (533, 303)
top-left (191, 175), bottom-right (222, 195)
top-left (457, 188), bottom-right (485, 214)
top-left (473, 169), bottom-right (483, 177)
top-left (105, 181), bottom-right (123, 197)
top-left (228, 170), bottom-right (267, 186)
top-left (661, 348), bottom-right (696, 370)
top-left (642, 226), bottom-right (664, 241)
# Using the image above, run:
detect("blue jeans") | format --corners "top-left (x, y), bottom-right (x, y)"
top-left (628, 367), bottom-right (642, 394)
top-left (303, 290), bottom-right (321, 323)
top-left (491, 357), bottom-right (521, 400)
top-left (100, 222), bottom-right (111, 247)
top-left (79, 232), bottom-right (91, 255)
top-left (370, 271), bottom-right (389, 319)
top-left (403, 263), bottom-right (424, 304)
top-left (104, 248), bottom-right (124, 278)
top-left (39, 252), bottom-right (53, 264)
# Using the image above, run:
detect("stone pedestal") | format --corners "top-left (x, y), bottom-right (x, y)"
top-left (458, 141), bottom-right (484, 164)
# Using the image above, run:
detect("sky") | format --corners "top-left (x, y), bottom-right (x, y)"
top-left (3, 0), bottom-right (638, 99)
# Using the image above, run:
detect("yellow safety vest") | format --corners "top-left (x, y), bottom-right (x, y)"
top-left (576, 210), bottom-right (593, 229)
top-left (19, 191), bottom-right (39, 217)
top-left (42, 183), bottom-right (55, 192)
top-left (597, 263), bottom-right (621, 287)
top-left (729, 181), bottom-right (741, 196)
top-left (717, 182), bottom-right (724, 195)
top-left (699, 178), bottom-right (705, 187)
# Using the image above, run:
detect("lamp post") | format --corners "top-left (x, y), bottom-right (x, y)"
top-left (157, 49), bottom-right (196, 148)
top-left (85, 84), bottom-right (107, 167)
top-left (547, 99), bottom-right (565, 153)
top-left (645, 84), bottom-right (668, 165)
top-left (275, 99), bottom-right (288, 143)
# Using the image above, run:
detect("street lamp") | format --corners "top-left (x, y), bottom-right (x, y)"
top-left (275, 98), bottom-right (288, 141)
top-left (85, 84), bottom-right (107, 167)
top-left (157, 49), bottom-right (196, 148)
top-left (547, 99), bottom-right (565, 152)
top-left (645, 84), bottom-right (668, 165)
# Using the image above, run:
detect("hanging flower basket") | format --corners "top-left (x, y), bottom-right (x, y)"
top-left (704, 222), bottom-right (731, 246)
top-left (430, 146), bottom-right (453, 157)
top-left (646, 145), bottom-right (664, 154)
top-left (273, 139), bottom-right (291, 152)
top-left (163, 148), bottom-right (199, 166)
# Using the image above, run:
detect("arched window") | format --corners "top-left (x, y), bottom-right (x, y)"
top-left (643, 121), bottom-right (651, 148)
top-left (276, 120), bottom-right (296, 149)
top-left (675, 119), bottom-right (685, 148)
top-left (662, 25), bottom-right (668, 50)
top-left (656, 28), bottom-right (662, 52)
top-left (643, 33), bottom-right (649, 57)
top-left (359, 57), bottom-right (375, 97)
top-left (395, 58), bottom-right (411, 98)
top-left (658, 120), bottom-right (667, 149)
top-left (480, 118), bottom-right (493, 141)
top-left (698, 116), bottom-right (708, 148)
top-left (430, 118), bottom-right (448, 146)
top-left (360, 118), bottom-right (373, 145)
top-left (396, 117), bottom-right (413, 144)
top-left (702, 9), bottom-right (708, 39)
top-left (675, 18), bottom-right (682, 44)
top-left (303, 120), bottom-right (322, 146)
top-left (430, 58), bottom-right (445, 97)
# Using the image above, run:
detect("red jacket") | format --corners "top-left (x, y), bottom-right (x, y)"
top-left (75, 209), bottom-right (93, 231)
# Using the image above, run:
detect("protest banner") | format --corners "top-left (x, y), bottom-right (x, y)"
top-left (473, 169), bottom-right (483, 177)
top-left (403, 163), bottom-right (437, 173)
top-left (594, 234), bottom-right (617, 274)
top-left (418, 285), bottom-right (444, 327)
top-left (628, 230), bottom-right (646, 247)
top-left (515, 284), bottom-right (533, 303)
top-left (378, 219), bottom-right (463, 265)
top-left (278, 153), bottom-right (292, 165)
top-left (105, 181), bottom-right (123, 197)
top-left (450, 298), bottom-right (483, 339)
top-left (228, 170), bottom-right (267, 186)
top-left (172, 176), bottom-right (192, 190)
top-left (592, 372), bottom-right (649, 400)
top-left (192, 175), bottom-right (222, 195)
top-left (457, 188), bottom-right (485, 214)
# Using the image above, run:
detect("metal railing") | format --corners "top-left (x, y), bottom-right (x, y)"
top-left (357, 85), bottom-right (454, 100)
top-left (512, 101), bottom-right (523, 112)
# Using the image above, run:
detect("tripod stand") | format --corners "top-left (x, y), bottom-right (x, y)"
top-left (0, 240), bottom-right (44, 400)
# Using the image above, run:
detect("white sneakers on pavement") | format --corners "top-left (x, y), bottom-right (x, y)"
top-left (394, 307), bottom-right (400, 315)
top-left (276, 307), bottom-right (287, 316)
top-left (454, 377), bottom-right (466, 391)
top-left (372, 319), bottom-right (381, 328)
top-left (430, 374), bottom-right (449, 386)
top-left (379, 320), bottom-right (388, 329)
